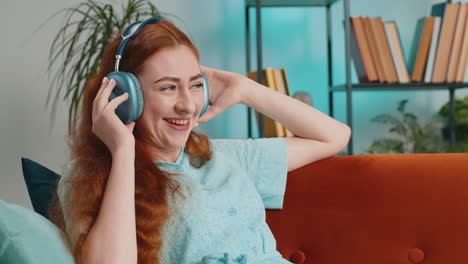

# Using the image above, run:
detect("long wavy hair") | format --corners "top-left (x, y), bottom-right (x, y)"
top-left (48, 18), bottom-right (212, 264)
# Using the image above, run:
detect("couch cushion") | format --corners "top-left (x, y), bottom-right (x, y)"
top-left (21, 157), bottom-right (61, 219)
top-left (0, 200), bottom-right (75, 263)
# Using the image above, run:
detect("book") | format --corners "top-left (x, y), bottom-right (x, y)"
top-left (247, 70), bottom-right (278, 138)
top-left (384, 21), bottom-right (410, 83)
top-left (272, 69), bottom-right (294, 137)
top-left (432, 3), bottom-right (460, 83)
top-left (364, 17), bottom-right (386, 82)
top-left (456, 4), bottom-right (468, 82)
top-left (371, 17), bottom-right (399, 83)
top-left (273, 69), bottom-right (289, 96)
top-left (447, 3), bottom-right (467, 82)
top-left (408, 18), bottom-right (425, 78)
top-left (350, 16), bottom-right (379, 82)
top-left (411, 17), bottom-right (435, 82)
top-left (280, 68), bottom-right (291, 96)
top-left (424, 17), bottom-right (442, 83)
top-left (446, 5), bottom-right (468, 82)
top-left (280, 69), bottom-right (294, 137)
top-left (247, 69), bottom-right (286, 138)
top-left (264, 68), bottom-right (286, 137)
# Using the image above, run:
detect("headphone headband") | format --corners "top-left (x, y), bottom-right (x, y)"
top-left (107, 16), bottom-right (211, 123)
top-left (114, 17), bottom-right (161, 72)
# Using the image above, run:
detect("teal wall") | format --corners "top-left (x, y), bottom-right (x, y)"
top-left (195, 0), bottom-right (468, 155)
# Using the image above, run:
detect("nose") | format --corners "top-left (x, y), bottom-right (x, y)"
top-left (174, 85), bottom-right (196, 115)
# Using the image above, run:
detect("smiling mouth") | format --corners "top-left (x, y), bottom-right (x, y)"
top-left (163, 118), bottom-right (190, 125)
top-left (163, 118), bottom-right (191, 131)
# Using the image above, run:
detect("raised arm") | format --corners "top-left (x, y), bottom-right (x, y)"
top-left (241, 78), bottom-right (351, 172)
top-left (197, 66), bottom-right (351, 173)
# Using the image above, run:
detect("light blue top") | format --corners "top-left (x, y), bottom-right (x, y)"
top-left (58, 137), bottom-right (292, 264)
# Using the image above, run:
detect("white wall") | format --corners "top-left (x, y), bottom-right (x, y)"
top-left (1, 0), bottom-right (76, 208)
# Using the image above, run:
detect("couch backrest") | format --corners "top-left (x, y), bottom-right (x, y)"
top-left (266, 153), bottom-right (468, 264)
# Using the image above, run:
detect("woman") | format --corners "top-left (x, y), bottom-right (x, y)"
top-left (53, 16), bottom-right (351, 264)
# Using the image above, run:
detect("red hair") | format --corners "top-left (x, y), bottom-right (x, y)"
top-left (48, 18), bottom-right (212, 264)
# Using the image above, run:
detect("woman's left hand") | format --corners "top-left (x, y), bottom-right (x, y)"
top-left (197, 65), bottom-right (247, 124)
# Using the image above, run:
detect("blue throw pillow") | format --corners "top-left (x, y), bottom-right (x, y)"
top-left (0, 200), bottom-right (75, 263)
top-left (20, 158), bottom-right (62, 220)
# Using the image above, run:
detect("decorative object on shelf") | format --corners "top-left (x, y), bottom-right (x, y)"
top-left (438, 96), bottom-right (468, 153)
top-left (292, 92), bottom-right (313, 107)
top-left (45, 0), bottom-right (159, 133)
top-left (367, 99), bottom-right (447, 154)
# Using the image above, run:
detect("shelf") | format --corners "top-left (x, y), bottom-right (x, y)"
top-left (331, 82), bottom-right (468, 91)
top-left (245, 0), bottom-right (461, 155)
top-left (246, 0), bottom-right (339, 7)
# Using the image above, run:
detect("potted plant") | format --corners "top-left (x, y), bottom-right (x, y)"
top-left (45, 0), bottom-right (160, 133)
top-left (366, 99), bottom-right (448, 154)
top-left (438, 96), bottom-right (468, 153)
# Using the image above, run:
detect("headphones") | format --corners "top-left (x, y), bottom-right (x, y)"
top-left (106, 17), bottom-right (210, 124)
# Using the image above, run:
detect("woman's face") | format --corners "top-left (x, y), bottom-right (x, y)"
top-left (136, 45), bottom-right (204, 158)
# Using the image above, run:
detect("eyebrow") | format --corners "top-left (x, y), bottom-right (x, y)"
top-left (154, 73), bottom-right (202, 83)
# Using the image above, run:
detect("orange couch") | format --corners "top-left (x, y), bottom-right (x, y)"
top-left (267, 153), bottom-right (468, 264)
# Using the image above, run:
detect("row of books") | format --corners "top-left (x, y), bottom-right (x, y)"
top-left (413, 3), bottom-right (468, 83)
top-left (350, 16), bottom-right (409, 83)
top-left (350, 2), bottom-right (468, 84)
top-left (247, 68), bottom-right (293, 138)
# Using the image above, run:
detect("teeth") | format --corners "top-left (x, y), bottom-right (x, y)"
top-left (166, 118), bottom-right (189, 125)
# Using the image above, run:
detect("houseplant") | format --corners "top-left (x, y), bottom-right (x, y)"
top-left (46, 0), bottom-right (160, 133)
top-left (367, 99), bottom-right (448, 154)
top-left (438, 96), bottom-right (468, 153)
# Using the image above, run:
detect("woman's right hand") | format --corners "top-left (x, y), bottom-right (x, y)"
top-left (92, 77), bottom-right (136, 154)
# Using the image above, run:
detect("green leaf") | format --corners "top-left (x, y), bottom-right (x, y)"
top-left (44, 0), bottom-right (159, 134)
top-left (402, 112), bottom-right (422, 143)
top-left (397, 99), bottom-right (408, 113)
top-left (366, 98), bottom-right (465, 154)
top-left (371, 114), bottom-right (407, 137)
top-left (367, 138), bottom-right (405, 154)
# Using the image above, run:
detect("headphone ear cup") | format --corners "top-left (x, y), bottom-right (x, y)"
top-left (126, 72), bottom-right (144, 120)
top-left (106, 71), bottom-right (144, 124)
top-left (200, 72), bottom-right (210, 117)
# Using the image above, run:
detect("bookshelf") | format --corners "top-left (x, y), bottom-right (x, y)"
top-left (246, 0), bottom-right (338, 7)
top-left (331, 82), bottom-right (468, 91)
top-left (245, 0), bottom-right (468, 155)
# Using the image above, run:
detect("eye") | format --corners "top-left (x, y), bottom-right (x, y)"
top-left (192, 83), bottom-right (203, 89)
top-left (160, 85), bottom-right (176, 91)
